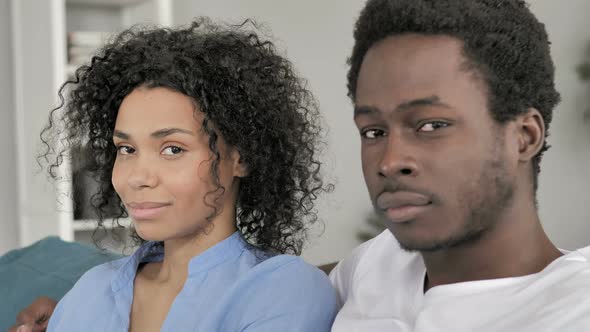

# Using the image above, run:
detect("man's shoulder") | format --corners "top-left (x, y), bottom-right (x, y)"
top-left (540, 246), bottom-right (590, 288)
top-left (329, 230), bottom-right (422, 306)
top-left (329, 230), bottom-right (388, 282)
top-left (519, 246), bottom-right (590, 313)
top-left (515, 249), bottom-right (590, 331)
top-left (331, 230), bottom-right (417, 278)
top-left (573, 245), bottom-right (590, 260)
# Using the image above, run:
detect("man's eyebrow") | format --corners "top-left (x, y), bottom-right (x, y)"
top-left (396, 95), bottom-right (450, 112)
top-left (112, 128), bottom-right (195, 140)
top-left (353, 105), bottom-right (380, 119)
top-left (353, 95), bottom-right (451, 119)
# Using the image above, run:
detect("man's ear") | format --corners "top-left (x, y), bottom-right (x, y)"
top-left (231, 149), bottom-right (248, 178)
top-left (515, 108), bottom-right (545, 163)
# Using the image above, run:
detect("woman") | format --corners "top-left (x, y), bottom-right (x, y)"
top-left (41, 18), bottom-right (336, 331)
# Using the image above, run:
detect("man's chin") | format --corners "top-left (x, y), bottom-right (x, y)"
top-left (389, 227), bottom-right (488, 253)
top-left (396, 237), bottom-right (450, 253)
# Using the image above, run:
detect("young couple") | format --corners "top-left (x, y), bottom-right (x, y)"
top-left (11, 0), bottom-right (590, 331)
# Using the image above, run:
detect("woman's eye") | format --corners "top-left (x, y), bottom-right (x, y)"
top-left (162, 146), bottom-right (184, 155)
top-left (361, 129), bottom-right (385, 139)
top-left (117, 146), bottom-right (135, 155)
top-left (418, 121), bottom-right (450, 132)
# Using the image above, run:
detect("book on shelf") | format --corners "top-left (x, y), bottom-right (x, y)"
top-left (67, 31), bottom-right (111, 47)
top-left (67, 31), bottom-right (111, 66)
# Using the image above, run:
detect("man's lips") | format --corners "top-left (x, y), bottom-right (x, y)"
top-left (126, 201), bottom-right (171, 220)
top-left (376, 191), bottom-right (432, 223)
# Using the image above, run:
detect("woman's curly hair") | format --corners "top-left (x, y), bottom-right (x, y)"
top-left (41, 18), bottom-right (329, 255)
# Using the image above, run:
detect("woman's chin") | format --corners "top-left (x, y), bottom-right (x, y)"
top-left (133, 225), bottom-right (167, 242)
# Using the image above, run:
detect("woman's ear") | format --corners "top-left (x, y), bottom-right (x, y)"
top-left (231, 149), bottom-right (248, 178)
top-left (515, 108), bottom-right (545, 163)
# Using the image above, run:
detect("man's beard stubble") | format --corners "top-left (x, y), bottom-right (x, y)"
top-left (394, 144), bottom-right (516, 253)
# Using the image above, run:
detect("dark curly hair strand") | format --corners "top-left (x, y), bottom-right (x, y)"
top-left (41, 18), bottom-right (329, 255)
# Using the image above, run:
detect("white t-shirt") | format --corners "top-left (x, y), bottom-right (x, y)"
top-left (329, 230), bottom-right (590, 332)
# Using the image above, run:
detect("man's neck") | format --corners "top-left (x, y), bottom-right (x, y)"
top-left (421, 196), bottom-right (562, 291)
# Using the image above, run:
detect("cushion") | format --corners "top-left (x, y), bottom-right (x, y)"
top-left (0, 237), bottom-right (120, 330)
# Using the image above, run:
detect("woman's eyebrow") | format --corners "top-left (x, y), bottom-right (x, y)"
top-left (150, 128), bottom-right (195, 138)
top-left (112, 128), bottom-right (195, 140)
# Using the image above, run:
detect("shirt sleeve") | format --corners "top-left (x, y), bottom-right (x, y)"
top-left (45, 290), bottom-right (70, 332)
top-left (45, 259), bottom-right (125, 332)
top-left (237, 257), bottom-right (338, 332)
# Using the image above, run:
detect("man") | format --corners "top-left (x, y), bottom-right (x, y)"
top-left (328, 0), bottom-right (590, 331)
top-left (10, 0), bottom-right (590, 331)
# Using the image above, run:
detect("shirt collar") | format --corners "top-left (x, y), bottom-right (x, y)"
top-left (111, 231), bottom-right (248, 292)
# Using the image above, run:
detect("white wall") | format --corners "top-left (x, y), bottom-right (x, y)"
top-left (10, 0), bottom-right (64, 248)
top-left (0, 0), bottom-right (19, 255)
top-left (530, 0), bottom-right (590, 251)
top-left (172, 0), bottom-right (590, 265)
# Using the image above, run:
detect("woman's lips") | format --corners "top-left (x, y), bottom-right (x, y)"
top-left (127, 202), bottom-right (171, 220)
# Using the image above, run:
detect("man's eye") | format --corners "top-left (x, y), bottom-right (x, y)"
top-left (418, 121), bottom-right (450, 132)
top-left (162, 146), bottom-right (184, 155)
top-left (361, 129), bottom-right (385, 139)
top-left (117, 146), bottom-right (135, 155)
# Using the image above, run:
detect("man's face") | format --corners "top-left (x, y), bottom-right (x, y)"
top-left (354, 34), bottom-right (517, 252)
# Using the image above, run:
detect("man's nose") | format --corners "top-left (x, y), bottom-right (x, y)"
top-left (378, 135), bottom-right (419, 178)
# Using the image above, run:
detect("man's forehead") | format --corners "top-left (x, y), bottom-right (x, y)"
top-left (365, 34), bottom-right (465, 64)
top-left (355, 35), bottom-right (485, 108)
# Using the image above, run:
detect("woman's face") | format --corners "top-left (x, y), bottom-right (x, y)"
top-left (112, 86), bottom-right (245, 242)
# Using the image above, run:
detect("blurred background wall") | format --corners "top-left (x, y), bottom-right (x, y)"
top-left (0, 0), bottom-right (19, 255)
top-left (1, 0), bottom-right (589, 265)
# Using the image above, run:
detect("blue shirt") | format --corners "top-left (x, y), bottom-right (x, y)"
top-left (47, 232), bottom-right (338, 331)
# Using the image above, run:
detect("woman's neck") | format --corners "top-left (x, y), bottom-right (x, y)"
top-left (141, 221), bottom-right (237, 286)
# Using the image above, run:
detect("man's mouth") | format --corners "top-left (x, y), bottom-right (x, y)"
top-left (376, 191), bottom-right (432, 223)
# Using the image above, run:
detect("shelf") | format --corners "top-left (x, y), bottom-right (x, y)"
top-left (10, 0), bottom-right (171, 248)
top-left (66, 0), bottom-right (147, 7)
top-left (73, 218), bottom-right (132, 231)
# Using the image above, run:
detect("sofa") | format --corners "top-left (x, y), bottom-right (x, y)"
top-left (0, 237), bottom-right (121, 330)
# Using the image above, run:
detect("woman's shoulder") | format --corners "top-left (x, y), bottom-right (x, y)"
top-left (223, 254), bottom-right (338, 330)
top-left (65, 255), bottom-right (130, 296)
top-left (47, 256), bottom-right (131, 331)
top-left (251, 254), bottom-right (328, 281)
top-left (236, 253), bottom-right (336, 303)
top-left (80, 255), bottom-right (129, 278)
